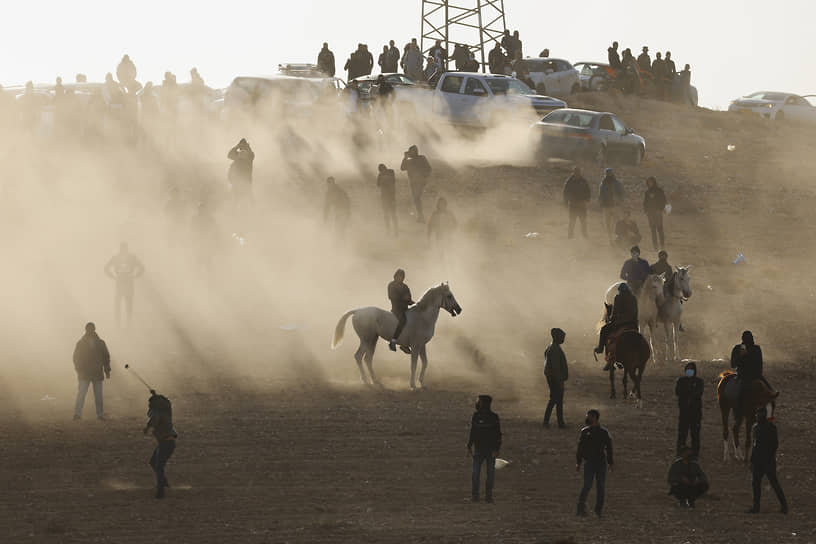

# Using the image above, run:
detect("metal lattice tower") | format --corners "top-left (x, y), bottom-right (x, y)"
top-left (421, 0), bottom-right (506, 72)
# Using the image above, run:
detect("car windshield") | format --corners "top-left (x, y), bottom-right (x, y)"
top-left (486, 78), bottom-right (532, 95)
top-left (747, 92), bottom-right (787, 101)
top-left (543, 110), bottom-right (594, 128)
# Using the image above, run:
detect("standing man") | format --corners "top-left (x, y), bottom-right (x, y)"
top-left (619, 245), bottom-right (650, 295)
top-left (599, 168), bottom-right (624, 245)
top-left (377, 164), bottom-right (398, 236)
top-left (563, 166), bottom-right (591, 239)
top-left (576, 409), bottom-right (613, 517)
top-left (361, 44), bottom-right (374, 76)
top-left (317, 42), bottom-right (336, 77)
top-left (402, 43), bottom-right (424, 82)
top-left (643, 176), bottom-right (667, 249)
top-left (608, 41), bottom-right (621, 69)
top-left (105, 242), bottom-right (145, 327)
top-left (637, 46), bottom-right (651, 72)
top-left (748, 406), bottom-right (788, 514)
top-left (400, 145), bottom-right (432, 223)
top-left (143, 391), bottom-right (178, 499)
top-left (467, 394), bottom-right (502, 503)
top-left (227, 138), bottom-right (255, 205)
top-left (323, 177), bottom-right (351, 238)
top-left (652, 52), bottom-right (666, 99)
top-left (488, 42), bottom-right (506, 75)
top-left (650, 250), bottom-right (673, 278)
top-left (388, 269), bottom-right (414, 353)
top-left (428, 40), bottom-right (448, 70)
top-left (384, 40), bottom-right (400, 73)
top-left (543, 328), bottom-right (568, 429)
top-left (73, 322), bottom-right (111, 421)
top-left (675, 361), bottom-right (704, 456)
top-left (668, 447), bottom-right (709, 508)
top-left (427, 197), bottom-right (457, 242)
top-left (664, 51), bottom-right (677, 97)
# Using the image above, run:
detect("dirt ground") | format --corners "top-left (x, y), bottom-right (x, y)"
top-left (2, 93), bottom-right (816, 543)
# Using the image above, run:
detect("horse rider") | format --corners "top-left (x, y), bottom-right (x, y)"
top-left (595, 283), bottom-right (638, 370)
top-left (730, 330), bottom-right (772, 421)
top-left (650, 249), bottom-right (672, 278)
top-left (388, 269), bottom-right (414, 353)
top-left (620, 245), bottom-right (650, 295)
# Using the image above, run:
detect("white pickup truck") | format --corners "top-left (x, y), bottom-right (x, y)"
top-left (429, 72), bottom-right (566, 127)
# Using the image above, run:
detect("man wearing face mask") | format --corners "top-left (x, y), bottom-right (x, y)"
top-left (576, 409), bottom-right (613, 517)
top-left (467, 395), bottom-right (502, 503)
top-left (675, 361), bottom-right (704, 456)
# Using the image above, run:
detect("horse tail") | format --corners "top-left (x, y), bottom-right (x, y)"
top-left (331, 310), bottom-right (356, 350)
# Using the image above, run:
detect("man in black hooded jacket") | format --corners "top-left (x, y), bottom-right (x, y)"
top-left (675, 361), bottom-right (704, 455)
top-left (467, 395), bottom-right (502, 503)
top-left (73, 322), bottom-right (111, 420)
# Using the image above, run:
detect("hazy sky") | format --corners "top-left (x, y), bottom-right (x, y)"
top-left (2, 0), bottom-right (815, 109)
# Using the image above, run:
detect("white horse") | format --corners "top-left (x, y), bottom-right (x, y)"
top-left (657, 267), bottom-right (692, 361)
top-left (331, 283), bottom-right (462, 389)
top-left (604, 275), bottom-right (665, 361)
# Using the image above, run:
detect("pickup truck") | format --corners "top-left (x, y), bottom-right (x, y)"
top-left (429, 72), bottom-right (566, 127)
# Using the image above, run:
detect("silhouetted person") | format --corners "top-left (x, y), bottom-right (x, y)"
top-left (228, 138), bottom-right (255, 204)
top-left (377, 163), bottom-right (398, 236)
top-left (144, 391), bottom-right (178, 499)
top-left (190, 67), bottom-right (205, 88)
top-left (539, 48), bottom-right (550, 58)
top-left (427, 197), bottom-right (457, 242)
top-left (402, 42), bottom-right (424, 82)
top-left (388, 269), bottom-right (414, 352)
top-left (576, 409), bottom-right (613, 517)
top-left (105, 242), bottom-right (145, 327)
top-left (747, 406), bottom-right (787, 514)
top-left (424, 56), bottom-right (441, 84)
top-left (73, 322), bottom-right (111, 420)
top-left (383, 40), bottom-right (400, 73)
top-left (318, 42), bottom-right (336, 76)
top-left (650, 250), bottom-right (672, 278)
top-left (488, 42), bottom-right (506, 74)
top-left (511, 30), bottom-right (522, 59)
top-left (675, 361), bottom-right (704, 456)
top-left (664, 51), bottom-right (677, 95)
top-left (378, 46), bottom-right (390, 73)
top-left (615, 212), bottom-right (642, 249)
top-left (463, 52), bottom-right (479, 72)
top-left (595, 283), bottom-right (638, 357)
top-left (361, 44), bottom-right (374, 75)
top-left (730, 331), bottom-right (772, 421)
top-left (637, 46), bottom-right (651, 72)
top-left (400, 145), bottom-right (431, 222)
top-left (468, 394), bottom-right (502, 503)
top-left (323, 177), bottom-right (351, 238)
top-left (619, 245), bottom-right (650, 295)
top-left (429, 39), bottom-right (448, 70)
top-left (117, 54), bottom-right (138, 90)
top-left (679, 64), bottom-right (692, 104)
top-left (668, 447), bottom-right (708, 508)
top-left (652, 52), bottom-right (666, 99)
top-left (643, 176), bottom-right (667, 249)
top-left (500, 30), bottom-right (513, 55)
top-left (344, 44), bottom-right (368, 81)
top-left (563, 166), bottom-right (591, 239)
top-left (599, 168), bottom-right (624, 244)
top-left (543, 328), bottom-right (568, 428)
top-left (608, 41), bottom-right (621, 69)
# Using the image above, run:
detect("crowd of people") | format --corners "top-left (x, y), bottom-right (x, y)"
top-left (606, 41), bottom-right (692, 99)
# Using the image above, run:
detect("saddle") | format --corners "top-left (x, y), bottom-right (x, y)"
top-left (605, 325), bottom-right (638, 365)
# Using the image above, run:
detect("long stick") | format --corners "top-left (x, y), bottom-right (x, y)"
top-left (124, 364), bottom-right (155, 393)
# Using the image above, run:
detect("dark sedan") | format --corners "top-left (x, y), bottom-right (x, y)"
top-left (530, 108), bottom-right (646, 166)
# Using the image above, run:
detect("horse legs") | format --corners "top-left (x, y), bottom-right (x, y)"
top-left (663, 321), bottom-right (671, 363)
top-left (647, 323), bottom-right (656, 364)
top-left (672, 322), bottom-right (680, 361)
top-left (744, 417), bottom-right (753, 463)
top-left (720, 403), bottom-right (730, 462)
top-left (608, 367), bottom-right (616, 399)
top-left (409, 349), bottom-right (419, 390)
top-left (622, 370), bottom-right (629, 399)
top-left (633, 366), bottom-right (643, 402)
top-left (354, 341), bottom-right (369, 384)
top-left (732, 417), bottom-right (744, 461)
top-left (417, 345), bottom-right (428, 388)
top-left (364, 339), bottom-right (381, 386)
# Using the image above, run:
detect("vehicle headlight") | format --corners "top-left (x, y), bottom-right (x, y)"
top-left (765, 103), bottom-right (774, 108)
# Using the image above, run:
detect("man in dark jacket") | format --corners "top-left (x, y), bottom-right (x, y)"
top-left (595, 283), bottom-right (638, 357)
top-left (388, 269), bottom-right (414, 353)
top-left (650, 250), bottom-right (672, 278)
top-left (637, 46), bottom-right (651, 72)
top-left (488, 42), bottom-right (505, 74)
top-left (144, 391), bottom-right (178, 499)
top-left (608, 41), bottom-right (621, 69)
top-left (748, 406), bottom-right (787, 514)
top-left (400, 145), bottom-right (432, 222)
top-left (731, 331), bottom-right (772, 420)
top-left (668, 447), bottom-right (709, 507)
top-left (468, 394), bottom-right (502, 503)
top-left (664, 51), bottom-right (677, 90)
top-left (643, 176), bottom-right (667, 249)
top-left (317, 43), bottom-right (336, 76)
top-left (227, 138), bottom-right (255, 203)
top-left (599, 169), bottom-right (624, 244)
top-left (675, 361), bottom-right (704, 455)
top-left (652, 52), bottom-right (666, 99)
top-left (543, 328), bottom-right (568, 428)
top-left (323, 177), bottom-right (351, 237)
top-left (576, 409), bottom-right (613, 516)
top-left (377, 164), bottom-right (398, 236)
top-left (383, 40), bottom-right (400, 73)
top-left (73, 322), bottom-right (111, 420)
top-left (620, 245), bottom-right (650, 294)
top-left (563, 166), bottom-right (591, 239)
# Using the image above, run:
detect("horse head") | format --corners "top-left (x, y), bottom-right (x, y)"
top-left (644, 274), bottom-right (665, 304)
top-left (676, 266), bottom-right (692, 299)
top-left (439, 283), bottom-right (462, 317)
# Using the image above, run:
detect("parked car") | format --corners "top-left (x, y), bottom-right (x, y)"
top-left (728, 91), bottom-right (816, 122)
top-left (522, 57), bottom-right (580, 97)
top-left (223, 74), bottom-right (344, 118)
top-left (530, 108), bottom-right (646, 166)
top-left (432, 72), bottom-right (566, 127)
top-left (350, 73), bottom-right (432, 115)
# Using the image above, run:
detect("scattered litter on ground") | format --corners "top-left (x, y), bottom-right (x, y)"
top-left (727, 144), bottom-right (736, 151)
top-left (733, 253), bottom-right (746, 264)
top-left (524, 232), bottom-right (539, 238)
top-left (40, 395), bottom-right (56, 402)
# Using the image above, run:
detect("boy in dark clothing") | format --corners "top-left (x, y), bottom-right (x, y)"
top-left (576, 409), bottom-right (613, 517)
top-left (675, 361), bottom-right (704, 455)
top-left (747, 407), bottom-right (787, 514)
top-left (543, 328), bottom-right (568, 428)
top-left (144, 391), bottom-right (178, 499)
top-left (467, 395), bottom-right (502, 503)
top-left (668, 447), bottom-right (709, 507)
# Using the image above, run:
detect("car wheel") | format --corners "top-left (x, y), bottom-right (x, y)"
top-left (632, 145), bottom-right (644, 166)
top-left (571, 83), bottom-right (580, 95)
top-left (775, 110), bottom-right (785, 122)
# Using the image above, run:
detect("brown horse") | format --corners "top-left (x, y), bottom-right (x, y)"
top-left (717, 370), bottom-right (778, 462)
top-left (600, 304), bottom-right (651, 407)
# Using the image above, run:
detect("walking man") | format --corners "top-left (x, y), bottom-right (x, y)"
top-left (143, 391), bottom-right (178, 499)
top-left (599, 168), bottom-right (624, 244)
top-left (675, 361), bottom-right (704, 455)
top-left (576, 409), bottom-right (613, 517)
top-left (73, 322), bottom-right (111, 420)
top-left (104, 242), bottom-right (144, 327)
top-left (400, 145), bottom-right (432, 222)
top-left (563, 166), bottom-right (591, 239)
top-left (467, 394), bottom-right (502, 503)
top-left (377, 164), bottom-right (398, 236)
top-left (543, 328), bottom-right (568, 429)
top-left (747, 406), bottom-right (788, 514)
top-left (643, 176), bottom-right (667, 249)
top-left (388, 269), bottom-right (414, 353)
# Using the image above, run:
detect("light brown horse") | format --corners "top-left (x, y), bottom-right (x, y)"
top-left (717, 370), bottom-right (778, 462)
